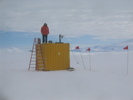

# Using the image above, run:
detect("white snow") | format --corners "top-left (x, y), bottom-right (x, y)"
top-left (0, 51), bottom-right (133, 100)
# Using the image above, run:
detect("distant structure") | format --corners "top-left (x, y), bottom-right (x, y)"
top-left (28, 36), bottom-right (70, 71)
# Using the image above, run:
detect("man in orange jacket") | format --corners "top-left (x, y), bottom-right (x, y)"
top-left (41, 23), bottom-right (49, 43)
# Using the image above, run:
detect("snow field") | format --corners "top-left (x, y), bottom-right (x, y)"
top-left (0, 51), bottom-right (133, 100)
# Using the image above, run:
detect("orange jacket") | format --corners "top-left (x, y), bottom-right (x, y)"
top-left (41, 26), bottom-right (49, 35)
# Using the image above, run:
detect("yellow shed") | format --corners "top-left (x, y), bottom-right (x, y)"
top-left (36, 43), bottom-right (70, 71)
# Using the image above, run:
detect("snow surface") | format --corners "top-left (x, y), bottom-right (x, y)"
top-left (0, 51), bottom-right (133, 100)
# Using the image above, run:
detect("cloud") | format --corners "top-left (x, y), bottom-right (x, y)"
top-left (0, 47), bottom-right (24, 53)
top-left (0, 0), bottom-right (133, 40)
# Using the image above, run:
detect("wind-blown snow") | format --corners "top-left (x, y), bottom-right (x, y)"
top-left (0, 51), bottom-right (133, 100)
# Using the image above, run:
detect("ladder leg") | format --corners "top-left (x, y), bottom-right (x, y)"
top-left (28, 38), bottom-right (41, 71)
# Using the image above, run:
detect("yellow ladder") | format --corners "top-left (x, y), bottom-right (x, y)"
top-left (28, 38), bottom-right (45, 71)
top-left (36, 44), bottom-right (45, 71)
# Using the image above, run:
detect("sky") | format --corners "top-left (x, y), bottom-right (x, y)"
top-left (0, 0), bottom-right (133, 50)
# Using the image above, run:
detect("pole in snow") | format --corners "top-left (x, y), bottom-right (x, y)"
top-left (127, 50), bottom-right (129, 75)
top-left (123, 46), bottom-right (129, 75)
top-left (86, 48), bottom-right (91, 71)
top-left (75, 46), bottom-right (86, 70)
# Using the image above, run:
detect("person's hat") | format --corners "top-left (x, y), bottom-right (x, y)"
top-left (44, 23), bottom-right (47, 26)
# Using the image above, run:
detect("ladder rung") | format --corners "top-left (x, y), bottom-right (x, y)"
top-left (31, 57), bottom-right (36, 58)
top-left (36, 68), bottom-right (45, 70)
top-left (29, 63), bottom-right (36, 64)
top-left (32, 54), bottom-right (36, 55)
top-left (36, 50), bottom-right (41, 51)
top-left (37, 66), bottom-right (44, 67)
top-left (30, 63), bottom-right (36, 65)
top-left (31, 60), bottom-right (36, 62)
top-left (37, 64), bottom-right (44, 65)
top-left (37, 57), bottom-right (43, 59)
top-left (36, 47), bottom-right (41, 48)
top-left (36, 51), bottom-right (41, 53)
top-left (36, 44), bottom-right (41, 45)
top-left (37, 61), bottom-right (43, 62)
top-left (36, 54), bottom-right (41, 56)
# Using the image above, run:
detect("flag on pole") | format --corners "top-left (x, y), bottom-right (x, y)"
top-left (123, 46), bottom-right (128, 50)
top-left (123, 46), bottom-right (129, 75)
top-left (86, 48), bottom-right (91, 71)
top-left (86, 48), bottom-right (91, 51)
top-left (75, 46), bottom-right (86, 69)
top-left (75, 46), bottom-right (80, 49)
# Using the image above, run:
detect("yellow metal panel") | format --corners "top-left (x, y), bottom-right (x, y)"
top-left (41, 43), bottom-right (70, 71)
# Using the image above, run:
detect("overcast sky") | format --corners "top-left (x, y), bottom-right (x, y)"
top-left (0, 0), bottom-right (133, 49)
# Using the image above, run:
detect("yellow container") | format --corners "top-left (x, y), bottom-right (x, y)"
top-left (37, 43), bottom-right (70, 71)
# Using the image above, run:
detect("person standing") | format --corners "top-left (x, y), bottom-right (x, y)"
top-left (41, 23), bottom-right (49, 43)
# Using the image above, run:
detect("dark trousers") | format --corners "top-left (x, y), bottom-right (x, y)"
top-left (42, 35), bottom-right (48, 43)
